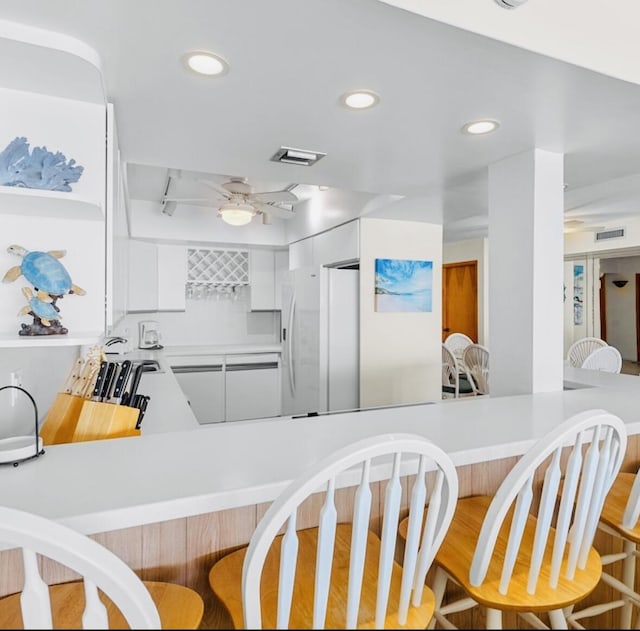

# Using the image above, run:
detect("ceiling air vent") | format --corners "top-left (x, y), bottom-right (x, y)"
top-left (595, 228), bottom-right (625, 242)
top-left (270, 146), bottom-right (326, 167)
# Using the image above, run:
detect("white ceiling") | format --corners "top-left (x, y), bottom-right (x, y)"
top-left (3, 0), bottom-right (640, 241)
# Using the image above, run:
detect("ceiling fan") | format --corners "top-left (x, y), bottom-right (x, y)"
top-left (162, 177), bottom-right (299, 226)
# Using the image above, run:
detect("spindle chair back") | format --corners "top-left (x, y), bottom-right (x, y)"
top-left (209, 433), bottom-right (459, 629)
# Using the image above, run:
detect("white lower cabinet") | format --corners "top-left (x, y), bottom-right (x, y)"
top-left (225, 359), bottom-right (281, 422)
top-left (170, 353), bottom-right (281, 423)
top-left (172, 362), bottom-right (225, 424)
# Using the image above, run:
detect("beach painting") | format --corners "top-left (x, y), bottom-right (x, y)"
top-left (374, 258), bottom-right (433, 312)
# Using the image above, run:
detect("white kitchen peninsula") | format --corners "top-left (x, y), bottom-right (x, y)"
top-left (1, 365), bottom-right (640, 628)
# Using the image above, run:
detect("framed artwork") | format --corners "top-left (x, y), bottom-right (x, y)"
top-left (374, 258), bottom-right (433, 312)
top-left (573, 263), bottom-right (584, 325)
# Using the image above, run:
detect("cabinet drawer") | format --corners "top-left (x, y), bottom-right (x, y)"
top-left (225, 353), bottom-right (280, 365)
top-left (225, 366), bottom-right (281, 422)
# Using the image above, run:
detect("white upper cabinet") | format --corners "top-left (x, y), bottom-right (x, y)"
top-left (249, 248), bottom-right (288, 311)
top-left (127, 240), bottom-right (158, 312)
top-left (127, 241), bottom-right (187, 313)
top-left (312, 220), bottom-right (359, 267)
top-left (288, 220), bottom-right (359, 272)
top-left (157, 244), bottom-right (187, 312)
top-left (0, 23), bottom-right (107, 347)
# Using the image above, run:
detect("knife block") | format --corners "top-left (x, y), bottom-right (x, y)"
top-left (40, 393), bottom-right (86, 446)
top-left (72, 400), bottom-right (141, 443)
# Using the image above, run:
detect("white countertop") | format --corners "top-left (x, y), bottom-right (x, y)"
top-left (1, 366), bottom-right (640, 535)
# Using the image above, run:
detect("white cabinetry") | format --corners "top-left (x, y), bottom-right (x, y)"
top-left (249, 248), bottom-right (288, 311)
top-left (289, 220), bottom-right (359, 271)
top-left (172, 359), bottom-right (225, 424)
top-left (225, 355), bottom-right (281, 421)
top-left (127, 240), bottom-right (158, 312)
top-left (313, 220), bottom-right (359, 266)
top-left (157, 244), bottom-right (187, 311)
top-left (127, 241), bottom-right (186, 312)
top-left (169, 352), bottom-right (281, 423)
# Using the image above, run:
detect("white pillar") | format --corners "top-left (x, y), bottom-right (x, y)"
top-left (488, 149), bottom-right (564, 396)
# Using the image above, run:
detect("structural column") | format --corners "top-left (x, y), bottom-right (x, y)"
top-left (488, 149), bottom-right (564, 396)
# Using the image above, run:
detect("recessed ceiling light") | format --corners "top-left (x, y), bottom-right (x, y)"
top-left (341, 90), bottom-right (380, 110)
top-left (183, 51), bottom-right (229, 76)
top-left (461, 119), bottom-right (500, 135)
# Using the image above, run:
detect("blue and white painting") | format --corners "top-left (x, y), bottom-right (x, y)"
top-left (374, 258), bottom-right (433, 312)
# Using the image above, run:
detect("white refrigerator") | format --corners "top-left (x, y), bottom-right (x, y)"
top-left (281, 266), bottom-right (359, 417)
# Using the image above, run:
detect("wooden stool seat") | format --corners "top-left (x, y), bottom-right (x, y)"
top-left (432, 496), bottom-right (602, 612)
top-left (0, 580), bottom-right (204, 630)
top-left (599, 472), bottom-right (640, 542)
top-left (210, 523), bottom-right (435, 629)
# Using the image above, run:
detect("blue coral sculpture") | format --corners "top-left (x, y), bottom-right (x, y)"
top-left (0, 136), bottom-right (84, 192)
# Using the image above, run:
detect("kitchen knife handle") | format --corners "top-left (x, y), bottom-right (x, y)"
top-left (125, 364), bottom-right (144, 406)
top-left (135, 396), bottom-right (150, 430)
top-left (112, 360), bottom-right (132, 402)
top-left (100, 363), bottom-right (117, 402)
top-left (92, 361), bottom-right (109, 401)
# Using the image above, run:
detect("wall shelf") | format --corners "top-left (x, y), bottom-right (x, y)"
top-left (0, 186), bottom-right (103, 221)
top-left (0, 331), bottom-right (102, 348)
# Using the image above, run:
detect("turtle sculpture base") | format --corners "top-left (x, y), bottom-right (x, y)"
top-left (19, 319), bottom-right (68, 336)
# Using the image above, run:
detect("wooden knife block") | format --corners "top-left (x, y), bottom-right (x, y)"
top-left (71, 400), bottom-right (141, 443)
top-left (40, 393), bottom-right (86, 446)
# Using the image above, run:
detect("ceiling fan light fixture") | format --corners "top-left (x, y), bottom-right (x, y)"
top-left (218, 202), bottom-right (255, 226)
top-left (183, 51), bottom-right (229, 76)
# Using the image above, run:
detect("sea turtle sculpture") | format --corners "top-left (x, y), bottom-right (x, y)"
top-left (17, 286), bottom-right (67, 335)
top-left (2, 244), bottom-right (85, 300)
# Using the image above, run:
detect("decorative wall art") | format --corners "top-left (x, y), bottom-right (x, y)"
top-left (2, 244), bottom-right (86, 336)
top-left (374, 258), bottom-right (433, 313)
top-left (0, 136), bottom-right (84, 192)
top-left (573, 263), bottom-right (584, 325)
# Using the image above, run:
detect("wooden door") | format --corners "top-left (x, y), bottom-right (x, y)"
top-left (442, 261), bottom-right (478, 342)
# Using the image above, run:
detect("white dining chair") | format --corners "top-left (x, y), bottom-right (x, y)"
top-left (580, 344), bottom-right (623, 373)
top-left (444, 332), bottom-right (473, 368)
top-left (427, 408), bottom-right (627, 629)
top-left (0, 505), bottom-right (204, 629)
top-left (442, 344), bottom-right (474, 399)
top-left (462, 343), bottom-right (490, 395)
top-left (567, 337), bottom-right (608, 368)
top-left (209, 433), bottom-right (459, 629)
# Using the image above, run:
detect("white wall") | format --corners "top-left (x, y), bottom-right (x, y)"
top-left (114, 291), bottom-right (279, 348)
top-left (359, 218), bottom-right (442, 407)
top-left (443, 237), bottom-right (488, 346)
top-left (0, 346), bottom-right (79, 439)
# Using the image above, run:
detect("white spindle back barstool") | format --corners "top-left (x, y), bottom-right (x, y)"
top-left (209, 433), bottom-right (459, 629)
top-left (0, 505), bottom-right (204, 629)
top-left (421, 409), bottom-right (626, 629)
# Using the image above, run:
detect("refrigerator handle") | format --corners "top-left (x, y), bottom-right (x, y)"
top-left (287, 293), bottom-right (296, 395)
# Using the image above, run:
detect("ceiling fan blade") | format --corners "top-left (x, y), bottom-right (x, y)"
top-left (251, 190), bottom-right (298, 203)
top-left (197, 179), bottom-right (234, 198)
top-left (162, 197), bottom-right (219, 203)
top-left (253, 201), bottom-right (295, 219)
